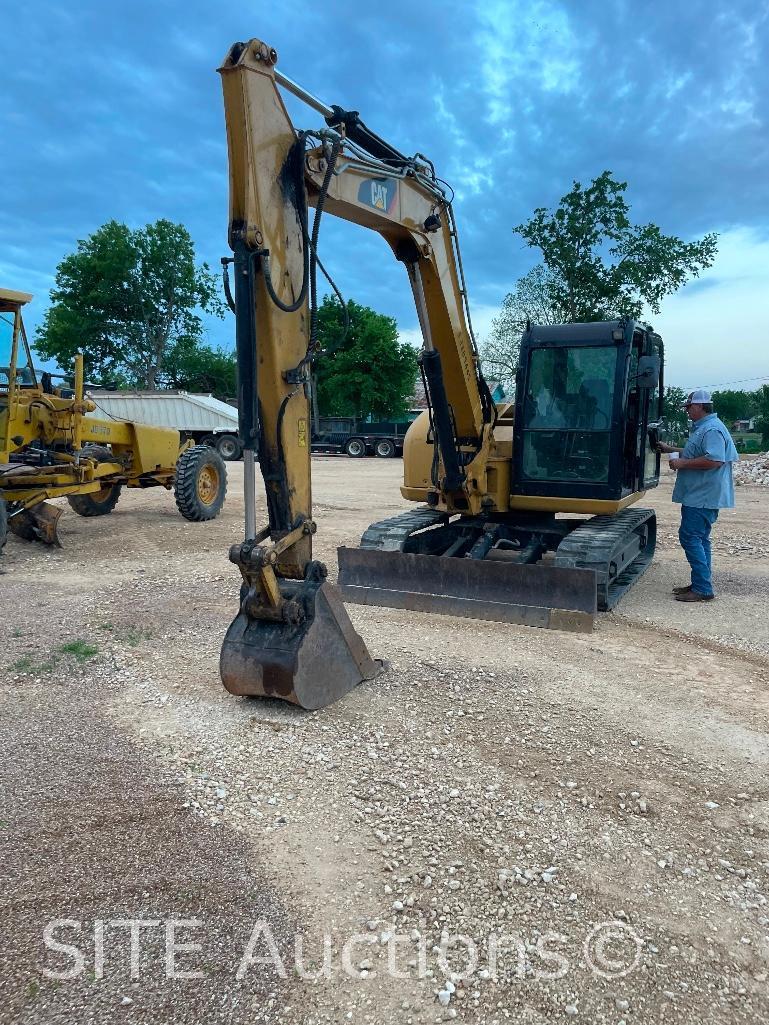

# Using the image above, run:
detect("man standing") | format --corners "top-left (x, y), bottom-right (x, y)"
top-left (658, 389), bottom-right (738, 602)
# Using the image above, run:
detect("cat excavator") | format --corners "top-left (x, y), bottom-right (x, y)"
top-left (217, 39), bottom-right (663, 709)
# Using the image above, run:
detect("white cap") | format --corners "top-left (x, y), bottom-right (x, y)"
top-left (684, 388), bottom-right (712, 405)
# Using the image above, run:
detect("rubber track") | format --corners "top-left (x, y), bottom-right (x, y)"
top-left (554, 507), bottom-right (657, 611)
top-left (359, 508), bottom-right (447, 551)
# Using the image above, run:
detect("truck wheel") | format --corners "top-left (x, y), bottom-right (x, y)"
top-left (216, 434), bottom-right (243, 461)
top-left (345, 438), bottom-right (366, 458)
top-left (0, 496), bottom-right (7, 551)
top-left (374, 438), bottom-right (396, 458)
top-left (67, 484), bottom-right (123, 517)
top-left (175, 445), bottom-right (227, 522)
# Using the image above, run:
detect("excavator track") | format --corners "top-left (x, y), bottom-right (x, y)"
top-left (554, 507), bottom-right (657, 611)
top-left (358, 508), bottom-right (448, 551)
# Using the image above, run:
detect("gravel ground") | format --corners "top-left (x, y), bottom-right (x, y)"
top-left (1, 459), bottom-right (768, 1024)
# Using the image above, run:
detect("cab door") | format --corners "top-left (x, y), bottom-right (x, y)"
top-left (621, 330), bottom-right (661, 494)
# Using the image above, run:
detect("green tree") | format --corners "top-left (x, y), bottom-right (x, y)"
top-left (752, 384), bottom-right (769, 448)
top-left (515, 171), bottom-right (718, 321)
top-left (163, 339), bottom-right (237, 398)
top-left (712, 388), bottom-right (754, 427)
top-left (480, 265), bottom-right (567, 390)
top-left (35, 219), bottom-right (223, 389)
top-left (314, 297), bottom-right (418, 419)
top-left (662, 386), bottom-right (689, 438)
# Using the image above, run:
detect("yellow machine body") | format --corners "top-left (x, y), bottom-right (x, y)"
top-left (401, 407), bottom-right (646, 516)
top-left (1, 289), bottom-right (225, 546)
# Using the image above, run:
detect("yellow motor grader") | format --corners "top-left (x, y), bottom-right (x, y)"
top-left (0, 288), bottom-right (228, 549)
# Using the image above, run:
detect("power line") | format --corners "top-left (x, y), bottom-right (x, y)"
top-left (699, 374), bottom-right (769, 389)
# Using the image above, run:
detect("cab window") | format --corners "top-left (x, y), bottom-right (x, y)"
top-left (521, 346), bottom-right (618, 484)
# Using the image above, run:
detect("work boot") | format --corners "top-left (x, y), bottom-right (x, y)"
top-left (672, 584), bottom-right (692, 595)
top-left (674, 590), bottom-right (715, 602)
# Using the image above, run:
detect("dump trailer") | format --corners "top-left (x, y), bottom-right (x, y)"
top-left (215, 39), bottom-right (663, 710)
top-left (0, 290), bottom-right (228, 549)
top-left (87, 390), bottom-right (243, 459)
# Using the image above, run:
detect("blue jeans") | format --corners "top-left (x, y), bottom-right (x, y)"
top-left (678, 506), bottom-right (719, 596)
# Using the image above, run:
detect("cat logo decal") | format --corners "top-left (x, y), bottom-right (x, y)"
top-left (358, 178), bottom-right (397, 213)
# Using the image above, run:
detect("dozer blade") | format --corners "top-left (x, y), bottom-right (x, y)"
top-left (337, 547), bottom-right (597, 633)
top-left (8, 503), bottom-right (63, 547)
top-left (220, 580), bottom-right (382, 710)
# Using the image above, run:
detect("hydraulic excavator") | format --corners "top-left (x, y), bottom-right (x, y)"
top-left (217, 39), bottom-right (663, 709)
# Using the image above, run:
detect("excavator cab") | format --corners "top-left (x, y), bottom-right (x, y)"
top-left (513, 321), bottom-right (662, 499)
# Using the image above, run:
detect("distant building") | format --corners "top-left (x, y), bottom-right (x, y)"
top-left (733, 418), bottom-right (757, 431)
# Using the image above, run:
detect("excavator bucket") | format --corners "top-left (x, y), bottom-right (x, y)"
top-left (220, 579), bottom-right (382, 710)
top-left (337, 547), bottom-right (597, 632)
top-left (8, 502), bottom-right (63, 547)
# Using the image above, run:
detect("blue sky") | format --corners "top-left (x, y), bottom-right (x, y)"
top-left (2, 0), bottom-right (768, 389)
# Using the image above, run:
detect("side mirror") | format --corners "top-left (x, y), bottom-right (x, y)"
top-left (635, 355), bottom-right (660, 389)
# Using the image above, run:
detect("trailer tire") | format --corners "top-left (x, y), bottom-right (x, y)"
top-left (216, 434), bottom-right (242, 461)
top-left (374, 438), bottom-right (396, 458)
top-left (175, 445), bottom-right (227, 522)
top-left (0, 496), bottom-right (7, 552)
top-left (345, 438), bottom-right (366, 458)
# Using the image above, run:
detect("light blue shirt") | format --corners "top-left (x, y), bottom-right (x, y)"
top-left (672, 413), bottom-right (738, 509)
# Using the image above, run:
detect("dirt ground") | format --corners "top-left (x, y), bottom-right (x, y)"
top-left (1, 458), bottom-right (768, 1025)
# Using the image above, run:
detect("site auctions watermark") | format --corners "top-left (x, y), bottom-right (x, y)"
top-left (42, 917), bottom-right (644, 984)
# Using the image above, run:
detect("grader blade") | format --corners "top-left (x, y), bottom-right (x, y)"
top-left (337, 547), bottom-right (597, 633)
top-left (8, 503), bottom-right (63, 547)
top-left (220, 578), bottom-right (382, 710)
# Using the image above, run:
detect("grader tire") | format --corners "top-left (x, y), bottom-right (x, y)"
top-left (175, 445), bottom-right (227, 522)
top-left (67, 484), bottom-right (123, 517)
top-left (66, 444), bottom-right (122, 517)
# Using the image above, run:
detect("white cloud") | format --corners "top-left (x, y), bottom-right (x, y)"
top-left (653, 227), bottom-right (769, 390)
top-left (475, 0), bottom-right (583, 125)
top-left (400, 228), bottom-right (769, 396)
top-left (398, 302), bottom-right (501, 351)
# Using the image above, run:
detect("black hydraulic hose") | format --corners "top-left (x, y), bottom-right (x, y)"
top-left (419, 357), bottom-right (440, 487)
top-left (260, 136), bottom-right (310, 314)
top-left (231, 241), bottom-right (258, 451)
top-left (222, 258), bottom-right (236, 314)
top-left (308, 138), bottom-right (342, 349)
top-left (420, 349), bottom-right (465, 492)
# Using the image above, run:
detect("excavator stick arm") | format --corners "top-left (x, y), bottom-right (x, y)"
top-left (218, 39), bottom-right (384, 708)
